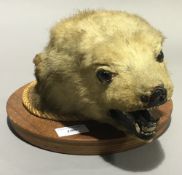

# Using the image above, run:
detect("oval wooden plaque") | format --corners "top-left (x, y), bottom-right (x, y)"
top-left (6, 84), bottom-right (173, 155)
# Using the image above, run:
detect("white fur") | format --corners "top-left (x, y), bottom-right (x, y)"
top-left (34, 10), bottom-right (173, 129)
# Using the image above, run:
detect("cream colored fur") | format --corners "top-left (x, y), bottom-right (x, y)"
top-left (34, 10), bottom-right (173, 130)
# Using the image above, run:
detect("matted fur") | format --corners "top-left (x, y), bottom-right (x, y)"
top-left (33, 10), bottom-right (173, 130)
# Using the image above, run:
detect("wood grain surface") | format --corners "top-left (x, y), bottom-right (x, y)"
top-left (6, 83), bottom-right (173, 155)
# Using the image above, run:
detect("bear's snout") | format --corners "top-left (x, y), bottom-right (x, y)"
top-left (140, 85), bottom-right (167, 107)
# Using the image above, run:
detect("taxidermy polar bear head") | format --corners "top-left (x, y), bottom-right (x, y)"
top-left (34, 10), bottom-right (173, 140)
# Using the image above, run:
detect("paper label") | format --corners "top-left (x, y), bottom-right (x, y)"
top-left (55, 124), bottom-right (89, 137)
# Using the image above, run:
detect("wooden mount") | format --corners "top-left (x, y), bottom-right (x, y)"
top-left (6, 84), bottom-right (173, 155)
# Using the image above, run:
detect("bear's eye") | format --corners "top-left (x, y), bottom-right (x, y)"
top-left (96, 69), bottom-right (114, 84)
top-left (156, 50), bottom-right (164, 62)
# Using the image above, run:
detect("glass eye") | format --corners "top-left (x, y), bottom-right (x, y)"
top-left (96, 69), bottom-right (114, 84)
top-left (156, 50), bottom-right (164, 62)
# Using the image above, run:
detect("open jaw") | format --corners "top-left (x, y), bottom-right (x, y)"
top-left (109, 107), bottom-right (160, 140)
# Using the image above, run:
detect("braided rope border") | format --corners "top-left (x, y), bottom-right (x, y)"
top-left (22, 81), bottom-right (85, 121)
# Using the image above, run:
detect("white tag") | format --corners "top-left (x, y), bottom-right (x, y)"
top-left (55, 124), bottom-right (89, 137)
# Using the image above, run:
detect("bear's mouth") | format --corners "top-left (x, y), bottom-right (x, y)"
top-left (109, 108), bottom-right (160, 140)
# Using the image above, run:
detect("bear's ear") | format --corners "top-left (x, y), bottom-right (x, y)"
top-left (33, 54), bottom-right (42, 66)
top-left (33, 54), bottom-right (44, 86)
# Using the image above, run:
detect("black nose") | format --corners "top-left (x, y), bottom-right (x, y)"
top-left (141, 86), bottom-right (167, 106)
top-left (149, 86), bottom-right (167, 106)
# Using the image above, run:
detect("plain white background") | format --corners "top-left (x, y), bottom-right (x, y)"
top-left (0, 0), bottom-right (182, 175)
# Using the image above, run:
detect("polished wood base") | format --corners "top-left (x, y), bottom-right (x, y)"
top-left (6, 84), bottom-right (173, 155)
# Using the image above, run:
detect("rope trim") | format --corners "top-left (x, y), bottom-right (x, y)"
top-left (22, 81), bottom-right (85, 121)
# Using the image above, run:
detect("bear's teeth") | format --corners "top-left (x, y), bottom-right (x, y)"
top-left (135, 123), bottom-right (141, 133)
top-left (141, 125), bottom-right (156, 132)
top-left (140, 130), bottom-right (155, 136)
top-left (141, 131), bottom-right (153, 136)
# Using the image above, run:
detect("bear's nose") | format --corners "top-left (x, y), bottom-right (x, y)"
top-left (140, 86), bottom-right (167, 107)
